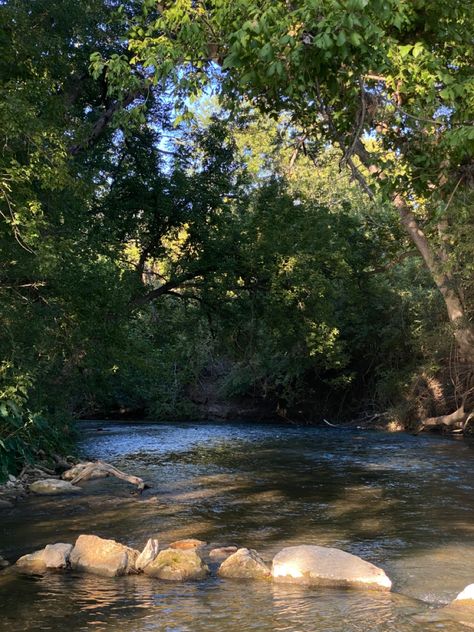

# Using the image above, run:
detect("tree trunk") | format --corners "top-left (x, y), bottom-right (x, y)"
top-left (352, 141), bottom-right (474, 363)
top-left (393, 193), bottom-right (474, 363)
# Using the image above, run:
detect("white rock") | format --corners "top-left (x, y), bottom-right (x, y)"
top-left (43, 543), bottom-right (73, 568)
top-left (29, 479), bottom-right (81, 495)
top-left (454, 584), bottom-right (474, 603)
top-left (70, 534), bottom-right (139, 577)
top-left (16, 543), bottom-right (72, 571)
top-left (136, 538), bottom-right (159, 570)
top-left (272, 545), bottom-right (392, 591)
top-left (218, 548), bottom-right (270, 579)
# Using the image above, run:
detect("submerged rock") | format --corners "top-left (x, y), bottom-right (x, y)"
top-left (70, 534), bottom-right (139, 577)
top-left (218, 548), bottom-right (270, 579)
top-left (16, 543), bottom-right (72, 571)
top-left (169, 538), bottom-right (206, 550)
top-left (136, 538), bottom-right (159, 571)
top-left (0, 499), bottom-right (13, 509)
top-left (29, 479), bottom-right (81, 495)
top-left (272, 545), bottom-right (392, 590)
top-left (209, 546), bottom-right (238, 560)
top-left (144, 548), bottom-right (209, 581)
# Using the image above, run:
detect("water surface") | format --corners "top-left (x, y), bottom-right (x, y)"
top-left (1, 422), bottom-right (473, 630)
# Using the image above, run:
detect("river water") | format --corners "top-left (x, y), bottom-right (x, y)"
top-left (0, 421), bottom-right (473, 631)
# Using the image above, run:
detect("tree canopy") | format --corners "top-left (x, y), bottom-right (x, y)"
top-left (0, 0), bottom-right (473, 477)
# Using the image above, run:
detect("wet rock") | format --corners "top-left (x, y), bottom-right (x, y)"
top-left (136, 538), bottom-right (159, 571)
top-left (70, 534), bottom-right (139, 577)
top-left (29, 479), bottom-right (81, 495)
top-left (272, 545), bottom-right (392, 590)
top-left (209, 546), bottom-right (238, 561)
top-left (454, 584), bottom-right (474, 604)
top-left (169, 538), bottom-right (206, 550)
top-left (144, 548), bottom-right (209, 581)
top-left (16, 543), bottom-right (72, 571)
top-left (0, 499), bottom-right (13, 509)
top-left (218, 548), bottom-right (270, 580)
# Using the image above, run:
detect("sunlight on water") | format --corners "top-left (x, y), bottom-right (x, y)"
top-left (0, 421), bottom-right (473, 631)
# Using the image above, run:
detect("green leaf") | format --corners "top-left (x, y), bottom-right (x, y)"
top-left (399, 44), bottom-right (413, 58)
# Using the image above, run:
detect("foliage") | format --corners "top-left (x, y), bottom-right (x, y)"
top-left (1, 0), bottom-right (473, 477)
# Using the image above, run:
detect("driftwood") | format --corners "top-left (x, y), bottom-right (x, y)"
top-left (69, 460), bottom-right (146, 492)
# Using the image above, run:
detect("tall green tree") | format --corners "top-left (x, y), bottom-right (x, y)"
top-left (102, 0), bottom-right (474, 428)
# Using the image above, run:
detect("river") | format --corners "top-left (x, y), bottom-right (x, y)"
top-left (0, 421), bottom-right (473, 631)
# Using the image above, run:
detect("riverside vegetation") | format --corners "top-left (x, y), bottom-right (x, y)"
top-left (1, 0), bottom-right (474, 478)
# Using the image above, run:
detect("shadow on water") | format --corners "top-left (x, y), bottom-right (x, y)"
top-left (0, 421), bottom-right (473, 630)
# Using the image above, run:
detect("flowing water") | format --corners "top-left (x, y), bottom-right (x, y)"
top-left (0, 421), bottom-right (473, 631)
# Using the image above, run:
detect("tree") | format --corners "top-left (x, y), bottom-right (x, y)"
top-left (110, 0), bottom-right (474, 428)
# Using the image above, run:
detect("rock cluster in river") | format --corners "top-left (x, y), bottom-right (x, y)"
top-left (11, 533), bottom-right (394, 589)
top-left (7, 533), bottom-right (474, 614)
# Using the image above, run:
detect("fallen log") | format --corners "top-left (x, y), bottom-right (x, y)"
top-left (69, 461), bottom-right (147, 492)
top-left (419, 404), bottom-right (468, 433)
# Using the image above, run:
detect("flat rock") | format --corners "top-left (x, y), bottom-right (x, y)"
top-left (144, 548), bottom-right (209, 581)
top-left (29, 479), bottom-right (81, 495)
top-left (209, 546), bottom-right (238, 560)
top-left (16, 543), bottom-right (72, 571)
top-left (169, 538), bottom-right (206, 550)
top-left (136, 538), bottom-right (159, 571)
top-left (70, 534), bottom-right (139, 577)
top-left (218, 548), bottom-right (270, 579)
top-left (0, 499), bottom-right (13, 509)
top-left (272, 545), bottom-right (392, 590)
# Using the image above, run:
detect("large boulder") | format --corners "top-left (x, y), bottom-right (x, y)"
top-left (29, 479), bottom-right (81, 495)
top-left (70, 535), bottom-right (139, 577)
top-left (144, 548), bottom-right (209, 581)
top-left (16, 543), bottom-right (72, 571)
top-left (136, 538), bottom-right (159, 571)
top-left (272, 545), bottom-right (392, 591)
top-left (218, 548), bottom-right (270, 580)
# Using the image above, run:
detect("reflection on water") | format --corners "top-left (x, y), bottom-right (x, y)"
top-left (0, 422), bottom-right (473, 631)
